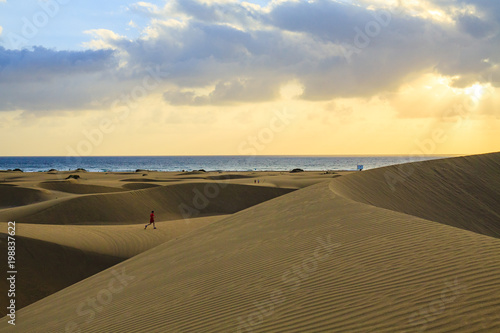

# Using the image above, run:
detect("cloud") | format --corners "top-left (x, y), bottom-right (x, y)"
top-left (1, 0), bottom-right (499, 114)
top-left (83, 29), bottom-right (127, 50)
top-left (456, 13), bottom-right (495, 38)
top-left (163, 78), bottom-right (280, 105)
top-left (451, 0), bottom-right (500, 21)
top-left (171, 0), bottom-right (264, 28)
top-left (0, 46), bottom-right (114, 78)
top-left (0, 46), bottom-right (118, 111)
top-left (129, 1), bottom-right (164, 18)
top-left (112, 0), bottom-right (500, 98)
top-left (128, 20), bottom-right (138, 28)
top-left (0, 25), bottom-right (3, 36)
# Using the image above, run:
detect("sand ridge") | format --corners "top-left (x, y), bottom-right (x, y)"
top-left (0, 183), bottom-right (294, 224)
top-left (330, 152), bottom-right (500, 238)
top-left (39, 180), bottom-right (129, 194)
top-left (1, 155), bottom-right (499, 331)
top-left (0, 184), bottom-right (55, 208)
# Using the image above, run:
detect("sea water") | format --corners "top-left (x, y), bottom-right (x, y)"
top-left (0, 155), bottom-right (452, 173)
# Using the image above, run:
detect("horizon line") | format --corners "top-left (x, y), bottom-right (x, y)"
top-left (0, 154), bottom-right (465, 158)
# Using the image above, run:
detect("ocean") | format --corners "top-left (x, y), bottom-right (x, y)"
top-left (0, 155), bottom-right (452, 173)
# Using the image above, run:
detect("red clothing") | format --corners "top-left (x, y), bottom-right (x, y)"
top-left (150, 213), bottom-right (155, 223)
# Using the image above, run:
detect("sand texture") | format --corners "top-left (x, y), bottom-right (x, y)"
top-left (0, 155), bottom-right (499, 332)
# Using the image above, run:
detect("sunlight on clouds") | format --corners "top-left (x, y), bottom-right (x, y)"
top-left (427, 10), bottom-right (447, 21)
top-left (423, 75), bottom-right (489, 106)
top-left (141, 18), bottom-right (188, 41)
top-left (388, 73), bottom-right (498, 120)
top-left (82, 29), bottom-right (132, 68)
top-left (2, 74), bottom-right (497, 156)
top-left (197, 0), bottom-right (239, 3)
top-left (464, 84), bottom-right (485, 104)
top-left (402, 1), bottom-right (454, 23)
top-left (280, 80), bottom-right (304, 100)
top-left (134, 1), bottom-right (160, 13)
top-left (444, 77), bottom-right (492, 105)
top-left (359, 0), bottom-right (459, 24)
top-left (83, 29), bottom-right (126, 50)
top-left (241, 2), bottom-right (262, 11)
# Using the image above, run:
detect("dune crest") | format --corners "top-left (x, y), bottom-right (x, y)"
top-left (0, 185), bottom-right (54, 208)
top-left (330, 152), bottom-right (500, 238)
top-left (39, 181), bottom-right (128, 194)
top-left (0, 183), bottom-right (293, 225)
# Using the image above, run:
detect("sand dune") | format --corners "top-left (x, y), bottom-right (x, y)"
top-left (39, 180), bottom-right (128, 194)
top-left (0, 216), bottom-right (225, 259)
top-left (330, 152), bottom-right (500, 238)
top-left (0, 173), bottom-right (303, 322)
top-left (205, 172), bottom-right (353, 189)
top-left (264, 176), bottom-right (341, 189)
top-left (0, 183), bottom-right (293, 225)
top-left (0, 184), bottom-right (54, 208)
top-left (207, 174), bottom-right (256, 180)
top-left (0, 216), bottom-right (224, 317)
top-left (0, 235), bottom-right (122, 318)
top-left (121, 183), bottom-right (162, 190)
top-left (120, 178), bottom-right (180, 182)
top-left (2, 153), bottom-right (500, 332)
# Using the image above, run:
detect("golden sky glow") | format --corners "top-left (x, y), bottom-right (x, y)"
top-left (0, 0), bottom-right (498, 156)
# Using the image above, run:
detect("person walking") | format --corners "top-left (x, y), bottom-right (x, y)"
top-left (145, 210), bottom-right (156, 229)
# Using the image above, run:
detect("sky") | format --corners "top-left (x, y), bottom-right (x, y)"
top-left (0, 0), bottom-right (498, 156)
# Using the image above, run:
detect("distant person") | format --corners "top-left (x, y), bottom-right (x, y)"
top-left (144, 210), bottom-right (156, 229)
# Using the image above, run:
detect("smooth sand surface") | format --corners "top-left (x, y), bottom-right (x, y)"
top-left (1, 155), bottom-right (500, 332)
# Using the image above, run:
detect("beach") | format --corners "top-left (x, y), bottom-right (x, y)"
top-left (0, 152), bottom-right (499, 332)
